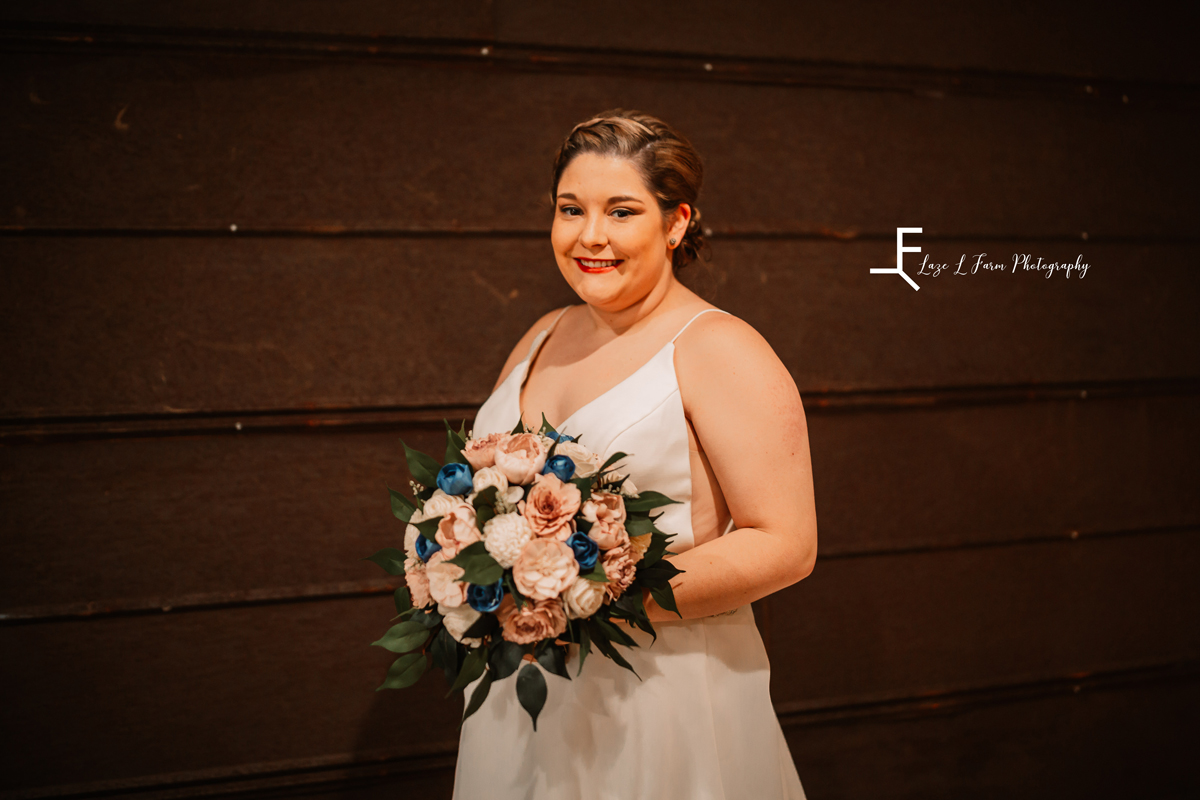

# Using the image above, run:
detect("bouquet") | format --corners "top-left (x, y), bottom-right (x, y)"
top-left (365, 417), bottom-right (684, 729)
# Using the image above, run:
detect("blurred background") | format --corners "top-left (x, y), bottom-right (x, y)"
top-left (2, 2), bottom-right (1199, 798)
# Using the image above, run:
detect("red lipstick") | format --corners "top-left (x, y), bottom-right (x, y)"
top-left (575, 257), bottom-right (622, 273)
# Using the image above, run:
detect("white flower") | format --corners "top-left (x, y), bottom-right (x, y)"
top-left (483, 512), bottom-right (534, 568)
top-left (554, 441), bottom-right (602, 478)
top-left (421, 489), bottom-right (463, 519)
top-left (439, 602), bottom-right (484, 648)
top-left (404, 524), bottom-right (421, 559)
top-left (539, 434), bottom-right (557, 452)
top-left (495, 485), bottom-right (525, 515)
top-left (562, 576), bottom-right (606, 619)
top-left (472, 465), bottom-right (509, 495)
top-left (619, 477), bottom-right (639, 498)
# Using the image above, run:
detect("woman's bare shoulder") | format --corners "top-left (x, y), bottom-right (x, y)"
top-left (492, 305), bottom-right (576, 391)
top-left (673, 311), bottom-right (801, 414)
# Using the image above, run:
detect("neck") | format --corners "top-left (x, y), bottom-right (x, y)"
top-left (584, 265), bottom-right (687, 338)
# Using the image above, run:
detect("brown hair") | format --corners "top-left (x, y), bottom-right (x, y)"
top-left (550, 109), bottom-right (708, 271)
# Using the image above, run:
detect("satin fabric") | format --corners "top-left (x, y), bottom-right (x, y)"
top-left (452, 308), bottom-right (806, 800)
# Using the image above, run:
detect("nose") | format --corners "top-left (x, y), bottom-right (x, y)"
top-left (580, 213), bottom-right (607, 250)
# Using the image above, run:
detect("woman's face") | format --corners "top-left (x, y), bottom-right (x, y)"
top-left (551, 152), bottom-right (688, 312)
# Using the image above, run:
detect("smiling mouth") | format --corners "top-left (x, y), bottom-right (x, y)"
top-left (575, 257), bottom-right (623, 273)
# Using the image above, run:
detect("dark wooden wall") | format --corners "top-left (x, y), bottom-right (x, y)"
top-left (3, 3), bottom-right (1198, 799)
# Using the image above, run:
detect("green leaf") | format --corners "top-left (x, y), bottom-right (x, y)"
top-left (576, 621), bottom-right (591, 677)
top-left (613, 589), bottom-right (656, 642)
top-left (624, 515), bottom-right (659, 537)
top-left (639, 559), bottom-right (683, 586)
top-left (535, 641), bottom-right (571, 681)
top-left (461, 667), bottom-right (494, 725)
top-left (403, 441), bottom-right (442, 489)
top-left (642, 530), bottom-right (673, 564)
top-left (461, 610), bottom-right (500, 640)
top-left (372, 620), bottom-right (432, 654)
top-left (410, 607), bottom-right (443, 629)
top-left (580, 557), bottom-right (609, 583)
top-left (623, 491), bottom-right (680, 513)
top-left (538, 413), bottom-right (558, 437)
top-left (650, 583), bottom-right (683, 618)
top-left (597, 451), bottom-right (628, 475)
top-left (516, 662), bottom-right (548, 730)
top-left (472, 486), bottom-right (498, 533)
top-left (588, 623), bottom-right (641, 679)
top-left (393, 586), bottom-right (413, 615)
top-left (377, 652), bottom-right (427, 690)
top-left (445, 644), bottom-right (489, 697)
top-left (594, 617), bottom-right (639, 649)
top-left (444, 420), bottom-right (469, 465)
top-left (431, 627), bottom-right (458, 682)
top-left (365, 548), bottom-right (406, 576)
top-left (572, 475), bottom-right (593, 503)
top-left (446, 541), bottom-right (504, 585)
top-left (388, 486), bottom-right (417, 522)
top-left (511, 418), bottom-right (526, 435)
top-left (414, 516), bottom-right (442, 542)
top-left (503, 573), bottom-right (528, 609)
top-left (489, 640), bottom-right (526, 681)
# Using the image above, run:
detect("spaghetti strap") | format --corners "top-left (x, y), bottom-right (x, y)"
top-left (523, 306), bottom-right (571, 364)
top-left (670, 307), bottom-right (730, 344)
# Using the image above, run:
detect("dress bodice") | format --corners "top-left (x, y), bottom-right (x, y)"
top-left (472, 307), bottom-right (731, 556)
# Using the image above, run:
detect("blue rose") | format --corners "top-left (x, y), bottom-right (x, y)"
top-left (437, 461), bottom-right (474, 496)
top-left (542, 454), bottom-right (576, 483)
top-left (415, 534), bottom-right (442, 563)
top-left (468, 580), bottom-right (505, 613)
top-left (567, 531), bottom-right (599, 570)
top-left (545, 431), bottom-right (576, 443)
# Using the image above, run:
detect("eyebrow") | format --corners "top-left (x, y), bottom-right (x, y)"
top-left (556, 193), bottom-right (646, 204)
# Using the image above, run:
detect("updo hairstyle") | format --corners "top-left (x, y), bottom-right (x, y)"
top-left (550, 109), bottom-right (708, 271)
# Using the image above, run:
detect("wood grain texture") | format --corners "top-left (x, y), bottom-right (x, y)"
top-left (0, 596), bottom-right (462, 792)
top-left (784, 673), bottom-right (1200, 800)
top-left (3, 395), bottom-right (1196, 611)
top-left (768, 530), bottom-right (1200, 710)
top-left (2, 238), bottom-right (1196, 420)
top-left (3, 52), bottom-right (1196, 237)
top-left (494, 0), bottom-right (1200, 84)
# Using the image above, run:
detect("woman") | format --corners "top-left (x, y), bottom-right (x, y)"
top-left (453, 110), bottom-right (817, 799)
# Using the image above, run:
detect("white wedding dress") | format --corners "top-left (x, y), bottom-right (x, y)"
top-left (453, 308), bottom-right (806, 800)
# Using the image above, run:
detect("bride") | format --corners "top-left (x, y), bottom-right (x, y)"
top-left (453, 110), bottom-right (817, 799)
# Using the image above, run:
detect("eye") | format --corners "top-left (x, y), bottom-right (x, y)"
top-left (611, 208), bottom-right (635, 220)
top-left (558, 205), bottom-right (582, 217)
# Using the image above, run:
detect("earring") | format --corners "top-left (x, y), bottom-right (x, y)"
top-left (669, 237), bottom-right (677, 246)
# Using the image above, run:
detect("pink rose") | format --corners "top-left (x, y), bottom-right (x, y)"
top-left (512, 538), bottom-right (580, 600)
top-left (582, 491), bottom-right (629, 550)
top-left (601, 545), bottom-right (637, 603)
top-left (521, 473), bottom-right (581, 541)
top-left (425, 551), bottom-right (469, 608)
top-left (493, 433), bottom-right (547, 485)
top-left (435, 502), bottom-right (481, 558)
top-left (404, 556), bottom-right (433, 608)
top-left (463, 432), bottom-right (507, 471)
top-left (501, 597), bottom-right (568, 645)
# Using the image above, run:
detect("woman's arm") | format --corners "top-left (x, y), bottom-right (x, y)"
top-left (643, 313), bottom-right (818, 621)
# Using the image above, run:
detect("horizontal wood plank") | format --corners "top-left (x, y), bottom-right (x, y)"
top-left (1, 238), bottom-right (1196, 420)
top-left (784, 671), bottom-right (1200, 800)
top-left (2, 52), bottom-right (1196, 236)
top-left (768, 530), bottom-right (1200, 709)
top-left (2, 531), bottom-right (1196, 792)
top-left (494, 1), bottom-right (1200, 85)
top-left (2, 395), bottom-right (1196, 610)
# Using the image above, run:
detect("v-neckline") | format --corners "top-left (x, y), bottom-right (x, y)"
top-left (516, 332), bottom-right (677, 434)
